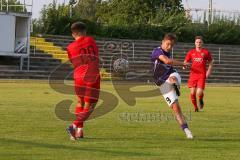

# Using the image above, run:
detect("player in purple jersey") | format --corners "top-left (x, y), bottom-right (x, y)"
top-left (151, 33), bottom-right (193, 139)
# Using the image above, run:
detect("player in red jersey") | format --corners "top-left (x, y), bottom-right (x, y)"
top-left (66, 22), bottom-right (100, 140)
top-left (184, 36), bottom-right (213, 112)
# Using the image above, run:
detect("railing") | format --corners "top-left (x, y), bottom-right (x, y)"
top-left (0, 0), bottom-right (33, 13)
top-left (186, 8), bottom-right (240, 24)
top-left (30, 37), bottom-right (37, 55)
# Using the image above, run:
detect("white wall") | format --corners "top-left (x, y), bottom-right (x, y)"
top-left (0, 14), bottom-right (16, 53)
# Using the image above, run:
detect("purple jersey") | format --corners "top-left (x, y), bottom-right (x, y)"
top-left (151, 47), bottom-right (175, 85)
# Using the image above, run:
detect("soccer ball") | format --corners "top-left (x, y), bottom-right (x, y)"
top-left (113, 58), bottom-right (129, 72)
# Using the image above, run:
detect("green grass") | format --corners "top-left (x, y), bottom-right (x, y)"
top-left (0, 80), bottom-right (240, 160)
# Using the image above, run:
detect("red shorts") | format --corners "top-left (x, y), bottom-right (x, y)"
top-left (74, 77), bottom-right (100, 103)
top-left (188, 76), bottom-right (206, 89)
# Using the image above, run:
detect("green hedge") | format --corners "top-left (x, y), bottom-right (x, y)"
top-left (96, 22), bottom-right (240, 44)
top-left (177, 21), bottom-right (240, 44)
top-left (98, 25), bottom-right (165, 40)
top-left (33, 18), bottom-right (240, 44)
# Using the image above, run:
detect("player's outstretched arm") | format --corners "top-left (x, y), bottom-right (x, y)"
top-left (206, 60), bottom-right (213, 78)
top-left (159, 55), bottom-right (190, 67)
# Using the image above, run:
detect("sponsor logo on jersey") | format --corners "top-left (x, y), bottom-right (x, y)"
top-left (193, 57), bottom-right (203, 62)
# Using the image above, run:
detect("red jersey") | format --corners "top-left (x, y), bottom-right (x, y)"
top-left (67, 36), bottom-right (100, 83)
top-left (185, 48), bottom-right (212, 77)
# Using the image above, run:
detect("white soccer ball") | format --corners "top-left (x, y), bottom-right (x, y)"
top-left (113, 58), bottom-right (129, 72)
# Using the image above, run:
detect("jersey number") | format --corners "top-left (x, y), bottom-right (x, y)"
top-left (166, 97), bottom-right (171, 104)
top-left (79, 45), bottom-right (97, 63)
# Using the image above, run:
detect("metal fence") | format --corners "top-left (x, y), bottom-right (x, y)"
top-left (187, 8), bottom-right (240, 24)
top-left (0, 0), bottom-right (33, 13)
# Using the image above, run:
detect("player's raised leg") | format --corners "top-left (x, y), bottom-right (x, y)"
top-left (169, 76), bottom-right (180, 96)
top-left (161, 74), bottom-right (193, 139)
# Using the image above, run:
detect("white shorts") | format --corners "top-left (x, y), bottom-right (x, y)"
top-left (159, 72), bottom-right (181, 107)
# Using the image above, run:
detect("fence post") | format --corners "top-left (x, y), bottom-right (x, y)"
top-left (31, 0), bottom-right (33, 13)
top-left (34, 37), bottom-right (36, 55)
top-left (23, 0), bottom-right (26, 12)
top-left (6, 0), bottom-right (8, 12)
top-left (0, 0), bottom-right (2, 11)
top-left (132, 42), bottom-right (135, 62)
top-left (218, 47), bottom-right (221, 64)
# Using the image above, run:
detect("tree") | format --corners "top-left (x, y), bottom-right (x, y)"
top-left (73, 0), bottom-right (101, 21)
top-left (96, 0), bottom-right (185, 25)
top-left (39, 1), bottom-right (72, 34)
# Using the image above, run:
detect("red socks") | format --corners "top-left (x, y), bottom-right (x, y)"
top-left (73, 106), bottom-right (84, 128)
top-left (198, 93), bottom-right (204, 102)
top-left (75, 106), bottom-right (83, 115)
top-left (191, 94), bottom-right (198, 110)
top-left (76, 107), bottom-right (92, 122)
top-left (73, 107), bottom-right (93, 128)
top-left (198, 93), bottom-right (204, 109)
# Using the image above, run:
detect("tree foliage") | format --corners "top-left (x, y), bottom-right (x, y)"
top-left (33, 0), bottom-right (240, 44)
top-left (96, 0), bottom-right (184, 25)
top-left (37, 1), bottom-right (72, 35)
top-left (73, 0), bottom-right (101, 21)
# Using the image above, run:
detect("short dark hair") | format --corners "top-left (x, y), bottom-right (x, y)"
top-left (163, 33), bottom-right (177, 43)
top-left (71, 22), bottom-right (87, 34)
top-left (195, 36), bottom-right (203, 41)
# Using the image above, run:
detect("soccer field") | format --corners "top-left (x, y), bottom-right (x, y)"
top-left (0, 80), bottom-right (239, 160)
